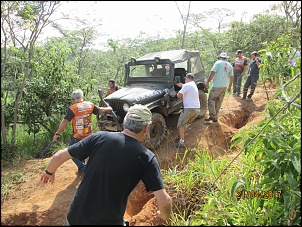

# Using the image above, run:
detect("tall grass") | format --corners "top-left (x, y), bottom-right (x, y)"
top-left (164, 144), bottom-right (292, 226)
top-left (1, 124), bottom-right (52, 166)
top-left (1, 115), bottom-right (101, 168)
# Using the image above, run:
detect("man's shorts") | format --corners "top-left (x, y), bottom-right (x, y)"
top-left (177, 108), bottom-right (200, 128)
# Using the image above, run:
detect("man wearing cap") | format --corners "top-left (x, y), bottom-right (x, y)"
top-left (53, 89), bottom-right (113, 177)
top-left (42, 104), bottom-right (172, 225)
top-left (205, 53), bottom-right (234, 122)
top-left (232, 50), bottom-right (248, 97)
top-left (241, 51), bottom-right (262, 100)
top-left (174, 73), bottom-right (200, 148)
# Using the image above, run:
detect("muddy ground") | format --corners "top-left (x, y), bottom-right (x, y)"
top-left (1, 83), bottom-right (277, 226)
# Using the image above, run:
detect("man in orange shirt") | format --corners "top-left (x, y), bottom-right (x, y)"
top-left (232, 50), bottom-right (248, 97)
top-left (53, 89), bottom-right (112, 177)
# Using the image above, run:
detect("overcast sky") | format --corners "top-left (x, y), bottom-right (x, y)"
top-left (41, 1), bottom-right (282, 44)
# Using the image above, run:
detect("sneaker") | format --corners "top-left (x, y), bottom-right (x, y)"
top-left (240, 97), bottom-right (246, 100)
top-left (205, 117), bottom-right (218, 122)
top-left (175, 141), bottom-right (186, 148)
top-left (246, 97), bottom-right (252, 100)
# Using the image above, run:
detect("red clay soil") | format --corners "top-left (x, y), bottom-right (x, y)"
top-left (1, 83), bottom-right (277, 226)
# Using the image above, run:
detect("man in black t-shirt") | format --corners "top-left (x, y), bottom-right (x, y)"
top-left (241, 51), bottom-right (262, 100)
top-left (41, 104), bottom-right (172, 225)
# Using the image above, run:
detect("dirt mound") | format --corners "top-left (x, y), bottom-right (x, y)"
top-left (1, 84), bottom-right (277, 226)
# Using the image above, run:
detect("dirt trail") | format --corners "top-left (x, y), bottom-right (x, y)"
top-left (1, 83), bottom-right (277, 226)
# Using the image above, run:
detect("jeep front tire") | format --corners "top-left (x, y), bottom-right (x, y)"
top-left (142, 112), bottom-right (166, 149)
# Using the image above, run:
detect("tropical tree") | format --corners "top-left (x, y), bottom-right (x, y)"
top-left (175, 1), bottom-right (191, 49)
top-left (20, 38), bottom-right (76, 135)
top-left (1, 1), bottom-right (61, 149)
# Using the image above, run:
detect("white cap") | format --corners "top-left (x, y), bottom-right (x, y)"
top-left (219, 53), bottom-right (229, 59)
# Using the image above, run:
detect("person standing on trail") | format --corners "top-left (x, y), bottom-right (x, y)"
top-left (42, 104), bottom-right (172, 225)
top-left (241, 51), bottom-right (262, 101)
top-left (205, 53), bottom-right (234, 123)
top-left (174, 73), bottom-right (200, 148)
top-left (232, 50), bottom-right (248, 97)
top-left (52, 89), bottom-right (112, 177)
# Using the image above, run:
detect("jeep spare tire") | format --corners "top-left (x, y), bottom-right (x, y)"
top-left (142, 112), bottom-right (166, 150)
top-left (197, 90), bottom-right (207, 118)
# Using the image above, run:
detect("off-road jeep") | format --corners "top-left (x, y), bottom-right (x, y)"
top-left (97, 49), bottom-right (208, 149)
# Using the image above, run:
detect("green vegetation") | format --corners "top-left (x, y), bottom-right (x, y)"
top-left (164, 91), bottom-right (300, 225)
top-left (1, 170), bottom-right (25, 203)
top-left (1, 1), bottom-right (300, 225)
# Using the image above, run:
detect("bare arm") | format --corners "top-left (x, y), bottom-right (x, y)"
top-left (40, 148), bottom-right (72, 184)
top-left (241, 66), bottom-right (247, 77)
top-left (174, 82), bottom-right (182, 88)
top-left (105, 89), bottom-right (110, 97)
top-left (206, 71), bottom-right (216, 89)
top-left (153, 189), bottom-right (172, 221)
top-left (174, 82), bottom-right (183, 98)
top-left (256, 57), bottom-right (261, 68)
top-left (53, 119), bottom-right (69, 142)
top-left (177, 92), bottom-right (183, 99)
top-left (241, 59), bottom-right (248, 76)
top-left (98, 106), bottom-right (113, 113)
top-left (227, 76), bottom-right (234, 93)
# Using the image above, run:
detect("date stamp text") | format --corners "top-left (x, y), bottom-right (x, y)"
top-left (236, 190), bottom-right (282, 199)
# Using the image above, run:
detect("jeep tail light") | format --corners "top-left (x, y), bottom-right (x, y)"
top-left (161, 100), bottom-right (166, 106)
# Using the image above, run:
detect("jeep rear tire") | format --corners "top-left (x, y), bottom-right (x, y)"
top-left (142, 112), bottom-right (166, 150)
top-left (197, 90), bottom-right (207, 118)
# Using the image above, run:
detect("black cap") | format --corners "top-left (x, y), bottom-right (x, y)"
top-left (236, 50), bottom-right (242, 54)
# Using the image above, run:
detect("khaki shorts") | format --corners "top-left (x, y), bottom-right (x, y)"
top-left (177, 108), bottom-right (200, 128)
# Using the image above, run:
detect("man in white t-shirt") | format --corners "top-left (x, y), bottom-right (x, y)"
top-left (174, 73), bottom-right (200, 148)
top-left (205, 53), bottom-right (234, 122)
